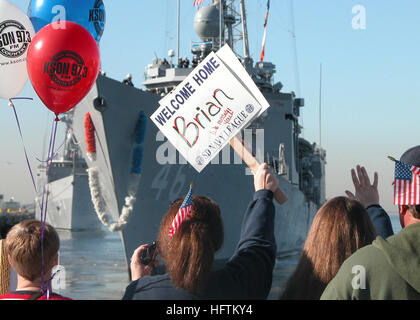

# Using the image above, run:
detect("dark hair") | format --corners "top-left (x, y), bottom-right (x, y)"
top-left (407, 205), bottom-right (420, 219)
top-left (158, 196), bottom-right (224, 293)
top-left (280, 197), bottom-right (376, 300)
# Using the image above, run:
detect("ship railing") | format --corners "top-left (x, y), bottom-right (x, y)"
top-left (190, 40), bottom-right (217, 57)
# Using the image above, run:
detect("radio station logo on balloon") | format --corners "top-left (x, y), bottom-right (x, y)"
top-left (0, 20), bottom-right (31, 59)
top-left (44, 50), bottom-right (89, 87)
top-left (90, 0), bottom-right (105, 40)
top-left (26, 21), bottom-right (100, 116)
top-left (0, 0), bottom-right (35, 100)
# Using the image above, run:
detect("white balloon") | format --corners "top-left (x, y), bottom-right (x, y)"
top-left (0, 0), bottom-right (35, 99)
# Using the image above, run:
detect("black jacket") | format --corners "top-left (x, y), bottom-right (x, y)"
top-left (122, 189), bottom-right (277, 300)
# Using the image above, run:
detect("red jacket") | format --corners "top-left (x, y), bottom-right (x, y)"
top-left (0, 291), bottom-right (72, 300)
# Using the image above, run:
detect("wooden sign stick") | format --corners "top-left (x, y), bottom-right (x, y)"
top-left (229, 134), bottom-right (288, 205)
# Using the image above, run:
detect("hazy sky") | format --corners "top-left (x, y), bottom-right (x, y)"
top-left (1, 0), bottom-right (419, 214)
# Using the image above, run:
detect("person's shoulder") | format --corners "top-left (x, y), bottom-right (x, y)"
top-left (324, 243), bottom-right (383, 286)
top-left (125, 274), bottom-right (198, 300)
top-left (321, 241), bottom-right (388, 299)
top-left (320, 248), bottom-right (370, 300)
top-left (43, 293), bottom-right (72, 300)
top-left (0, 292), bottom-right (72, 300)
top-left (132, 274), bottom-right (172, 291)
top-left (386, 221), bottom-right (420, 244)
top-left (340, 240), bottom-right (385, 270)
top-left (124, 275), bottom-right (173, 300)
top-left (0, 293), bottom-right (29, 300)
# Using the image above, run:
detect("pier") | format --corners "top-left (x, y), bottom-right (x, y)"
top-left (0, 197), bottom-right (34, 238)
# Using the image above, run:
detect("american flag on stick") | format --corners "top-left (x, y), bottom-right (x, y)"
top-left (168, 184), bottom-right (193, 237)
top-left (390, 157), bottom-right (420, 205)
top-left (193, 0), bottom-right (204, 6)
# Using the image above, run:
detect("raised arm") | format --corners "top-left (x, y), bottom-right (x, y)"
top-left (345, 165), bottom-right (394, 238)
top-left (207, 163), bottom-right (280, 299)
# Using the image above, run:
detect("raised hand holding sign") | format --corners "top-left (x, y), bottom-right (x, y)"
top-left (230, 135), bottom-right (287, 204)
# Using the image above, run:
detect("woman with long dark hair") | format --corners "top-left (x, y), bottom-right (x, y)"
top-left (123, 163), bottom-right (280, 300)
top-left (280, 197), bottom-right (377, 300)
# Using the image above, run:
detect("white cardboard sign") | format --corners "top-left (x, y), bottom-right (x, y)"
top-left (150, 45), bottom-right (270, 172)
top-left (215, 44), bottom-right (270, 117)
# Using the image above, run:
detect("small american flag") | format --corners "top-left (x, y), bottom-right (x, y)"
top-left (168, 186), bottom-right (193, 237)
top-left (193, 0), bottom-right (204, 6)
top-left (393, 160), bottom-right (420, 205)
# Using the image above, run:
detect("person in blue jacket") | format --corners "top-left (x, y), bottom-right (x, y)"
top-left (345, 165), bottom-right (394, 238)
top-left (122, 163), bottom-right (279, 300)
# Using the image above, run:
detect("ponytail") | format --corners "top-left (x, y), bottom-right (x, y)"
top-left (159, 196), bottom-right (223, 293)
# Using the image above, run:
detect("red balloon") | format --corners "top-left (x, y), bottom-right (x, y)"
top-left (27, 21), bottom-right (100, 117)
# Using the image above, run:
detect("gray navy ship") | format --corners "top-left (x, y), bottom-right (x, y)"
top-left (68, 0), bottom-right (326, 268)
top-left (35, 114), bottom-right (102, 231)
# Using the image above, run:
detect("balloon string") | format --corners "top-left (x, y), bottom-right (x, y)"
top-left (35, 135), bottom-right (66, 164)
top-left (40, 118), bottom-right (59, 300)
top-left (45, 268), bottom-right (60, 300)
top-left (10, 97), bottom-right (34, 101)
top-left (9, 98), bottom-right (37, 193)
top-left (39, 120), bottom-right (56, 296)
top-left (9, 98), bottom-right (60, 300)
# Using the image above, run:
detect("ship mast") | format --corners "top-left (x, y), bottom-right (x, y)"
top-left (177, 0), bottom-right (180, 61)
top-left (218, 0), bottom-right (223, 49)
top-left (217, 0), bottom-right (252, 67)
top-left (239, 0), bottom-right (250, 62)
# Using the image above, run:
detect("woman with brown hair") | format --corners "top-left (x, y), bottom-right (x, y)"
top-left (280, 196), bottom-right (377, 300)
top-left (123, 163), bottom-right (280, 300)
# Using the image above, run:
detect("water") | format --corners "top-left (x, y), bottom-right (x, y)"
top-left (52, 214), bottom-right (403, 300)
top-left (55, 230), bottom-right (128, 300)
top-left (389, 213), bottom-right (402, 233)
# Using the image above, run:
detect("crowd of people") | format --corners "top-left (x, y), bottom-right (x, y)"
top-left (178, 56), bottom-right (199, 68)
top-left (1, 146), bottom-right (420, 300)
top-left (120, 55), bottom-right (201, 88)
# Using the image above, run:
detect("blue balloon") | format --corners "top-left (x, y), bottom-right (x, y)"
top-left (27, 0), bottom-right (105, 42)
